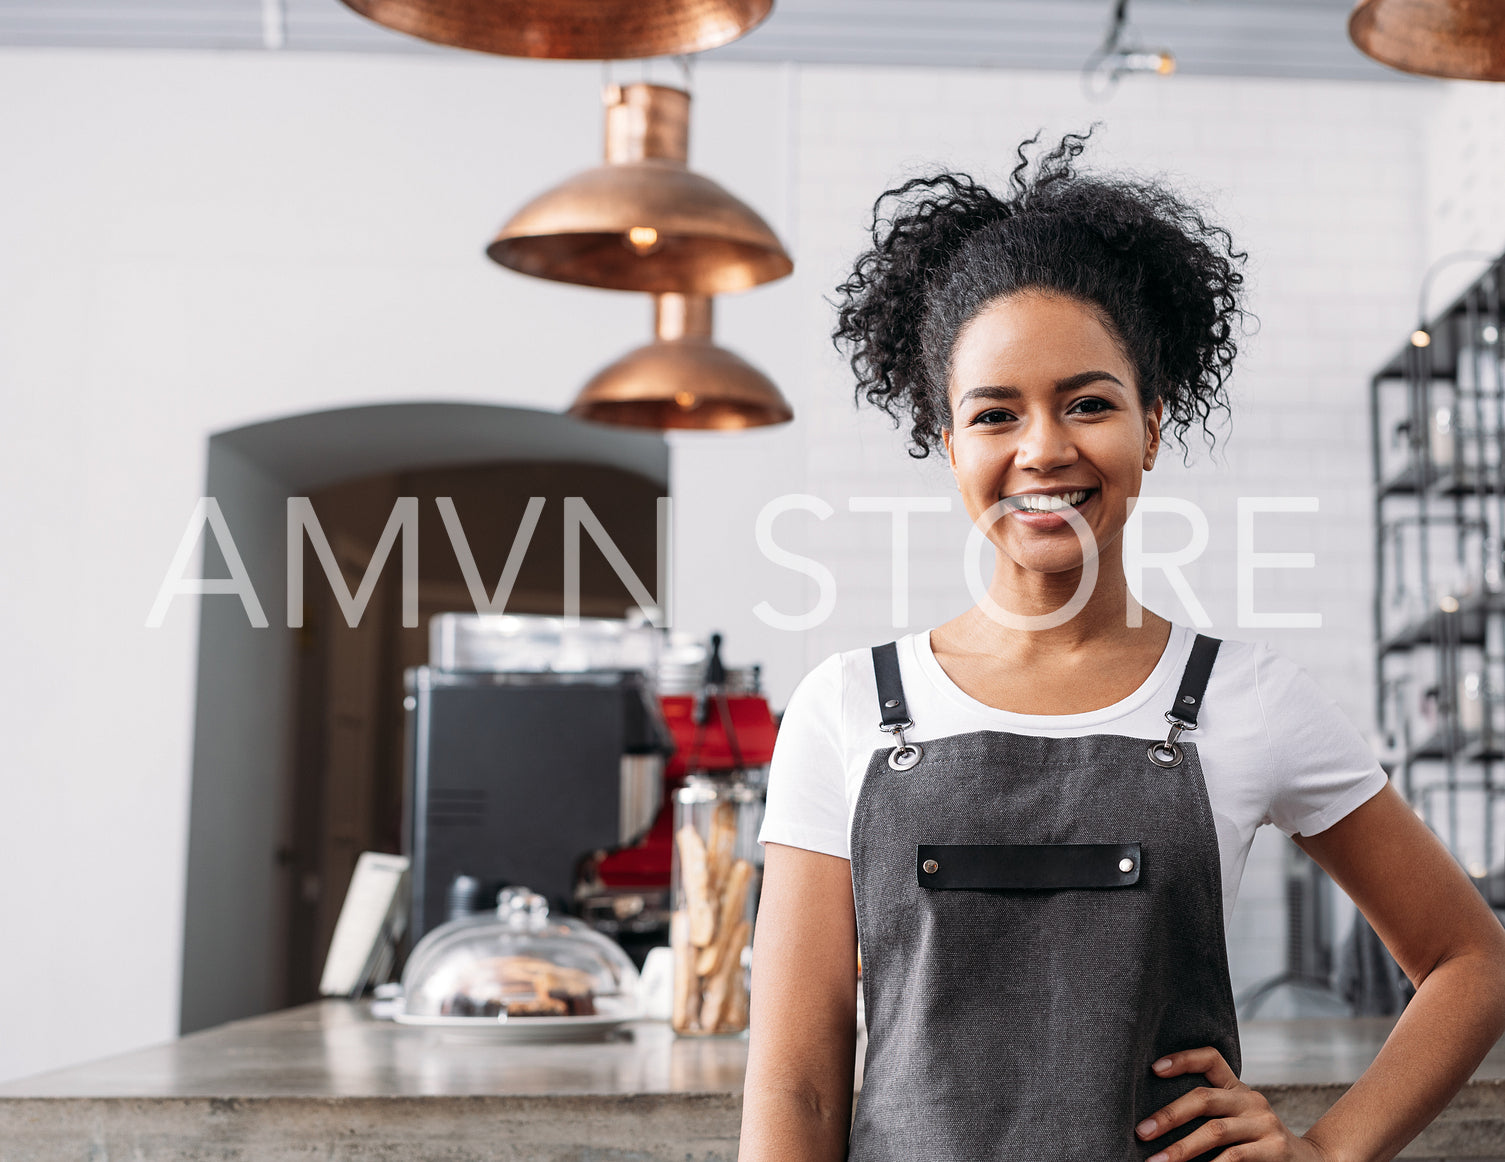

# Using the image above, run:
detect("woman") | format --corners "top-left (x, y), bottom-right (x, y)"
top-left (739, 132), bottom-right (1505, 1162)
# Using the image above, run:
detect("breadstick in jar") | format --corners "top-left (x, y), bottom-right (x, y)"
top-left (675, 823), bottom-right (717, 946)
top-left (705, 799), bottom-right (738, 893)
top-left (695, 858), bottom-right (753, 977)
top-left (670, 909), bottom-right (699, 1030)
top-left (723, 958), bottom-right (749, 1033)
top-left (699, 917), bottom-right (750, 1031)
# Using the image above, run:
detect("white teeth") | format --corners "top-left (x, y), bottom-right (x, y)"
top-left (1007, 490), bottom-right (1090, 512)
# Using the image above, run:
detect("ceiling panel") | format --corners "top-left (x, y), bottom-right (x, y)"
top-left (0, 0), bottom-right (1416, 82)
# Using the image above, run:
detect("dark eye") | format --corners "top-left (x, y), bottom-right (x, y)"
top-left (1069, 397), bottom-right (1115, 415)
top-left (971, 408), bottom-right (1016, 425)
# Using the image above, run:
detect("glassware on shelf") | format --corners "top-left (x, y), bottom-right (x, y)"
top-left (1414, 651), bottom-right (1440, 743)
top-left (1484, 533), bottom-right (1502, 592)
top-left (669, 774), bottom-right (763, 1036)
top-left (1379, 674), bottom-right (1412, 758)
top-left (1371, 259), bottom-right (1505, 877)
top-left (1460, 671), bottom-right (1486, 735)
top-left (1431, 404), bottom-right (1455, 472)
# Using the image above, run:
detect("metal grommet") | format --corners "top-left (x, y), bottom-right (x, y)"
top-left (884, 698), bottom-right (900, 708)
top-left (922, 859), bottom-right (939, 874)
top-left (1147, 740), bottom-right (1183, 768)
top-left (888, 742), bottom-right (923, 771)
top-left (1118, 857), bottom-right (1135, 873)
top-left (1181, 695), bottom-right (1196, 705)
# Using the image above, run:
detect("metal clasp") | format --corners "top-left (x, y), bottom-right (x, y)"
top-left (880, 718), bottom-right (923, 771)
top-left (1147, 710), bottom-right (1195, 768)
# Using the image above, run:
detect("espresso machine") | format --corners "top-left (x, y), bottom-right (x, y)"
top-left (402, 614), bottom-right (777, 964)
top-left (403, 614), bottom-right (673, 946)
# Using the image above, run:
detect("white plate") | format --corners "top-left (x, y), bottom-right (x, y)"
top-left (392, 1009), bottom-right (638, 1042)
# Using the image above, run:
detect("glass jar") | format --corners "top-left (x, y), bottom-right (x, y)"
top-left (398, 886), bottom-right (640, 1022)
top-left (670, 774), bottom-right (764, 1035)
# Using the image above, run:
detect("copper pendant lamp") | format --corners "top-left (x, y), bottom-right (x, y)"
top-left (488, 83), bottom-right (793, 295)
top-left (1349, 0), bottom-right (1505, 80)
top-left (337, 0), bottom-right (773, 59)
top-left (569, 293), bottom-right (793, 430)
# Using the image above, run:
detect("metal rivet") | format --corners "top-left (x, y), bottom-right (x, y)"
top-left (884, 698), bottom-right (900, 708)
top-left (922, 859), bottom-right (939, 874)
top-left (888, 742), bottom-right (923, 771)
top-left (1119, 857), bottom-right (1134, 873)
top-left (1147, 740), bottom-right (1183, 768)
top-left (1182, 695), bottom-right (1196, 704)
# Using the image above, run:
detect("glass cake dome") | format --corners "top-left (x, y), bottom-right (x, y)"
top-left (399, 886), bottom-right (641, 1022)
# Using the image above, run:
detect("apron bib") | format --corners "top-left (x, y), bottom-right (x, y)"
top-left (848, 634), bottom-right (1241, 1162)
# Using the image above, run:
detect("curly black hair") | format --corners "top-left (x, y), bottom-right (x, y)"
top-left (830, 128), bottom-right (1250, 460)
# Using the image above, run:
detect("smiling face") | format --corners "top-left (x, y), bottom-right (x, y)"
top-left (940, 290), bottom-right (1162, 579)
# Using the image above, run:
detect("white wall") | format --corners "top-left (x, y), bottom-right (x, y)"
top-left (0, 46), bottom-right (1441, 1080)
top-left (1425, 81), bottom-right (1505, 301)
top-left (176, 440), bottom-right (298, 1036)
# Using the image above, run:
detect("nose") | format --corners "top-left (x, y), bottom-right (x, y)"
top-left (1014, 411), bottom-right (1079, 473)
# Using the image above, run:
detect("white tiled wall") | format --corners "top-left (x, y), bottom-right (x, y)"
top-left (1426, 82), bottom-right (1505, 302)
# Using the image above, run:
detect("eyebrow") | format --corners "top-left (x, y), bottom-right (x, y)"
top-left (955, 370), bottom-right (1126, 407)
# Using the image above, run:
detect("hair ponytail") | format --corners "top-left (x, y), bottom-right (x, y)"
top-left (830, 129), bottom-right (1248, 460)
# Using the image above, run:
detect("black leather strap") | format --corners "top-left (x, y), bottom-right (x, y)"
top-left (917, 842), bottom-right (1142, 890)
top-left (871, 641), bottom-right (911, 728)
top-left (1168, 634), bottom-right (1221, 726)
top-left (876, 633), bottom-right (1220, 733)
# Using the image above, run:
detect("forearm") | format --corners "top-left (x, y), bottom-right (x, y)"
top-left (739, 1069), bottom-right (854, 1162)
top-left (1301, 948), bottom-right (1505, 1162)
top-left (739, 844), bottom-right (860, 1160)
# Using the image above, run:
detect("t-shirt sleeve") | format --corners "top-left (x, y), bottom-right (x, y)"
top-left (1254, 643), bottom-right (1389, 837)
top-left (756, 651), bottom-right (851, 860)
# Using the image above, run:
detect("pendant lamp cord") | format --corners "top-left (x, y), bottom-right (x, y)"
top-left (601, 55), bottom-right (694, 96)
top-left (1082, 0), bottom-right (1173, 101)
top-left (1082, 0), bottom-right (1131, 98)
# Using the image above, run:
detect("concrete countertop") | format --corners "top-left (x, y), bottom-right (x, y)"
top-left (3, 1000), bottom-right (1504, 1160)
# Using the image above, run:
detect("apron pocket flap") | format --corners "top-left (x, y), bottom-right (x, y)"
top-left (917, 842), bottom-right (1142, 890)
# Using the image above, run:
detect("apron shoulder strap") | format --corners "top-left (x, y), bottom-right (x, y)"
top-left (1168, 633), bottom-right (1222, 727)
top-left (874, 632), bottom-right (1220, 734)
top-left (871, 641), bottom-right (911, 729)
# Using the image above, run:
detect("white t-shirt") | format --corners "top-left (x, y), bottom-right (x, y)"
top-left (756, 623), bottom-right (1389, 931)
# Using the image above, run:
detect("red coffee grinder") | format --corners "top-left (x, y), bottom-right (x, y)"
top-left (574, 632), bottom-right (777, 962)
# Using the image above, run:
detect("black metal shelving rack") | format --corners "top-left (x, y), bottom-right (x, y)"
top-left (1370, 254), bottom-right (1505, 886)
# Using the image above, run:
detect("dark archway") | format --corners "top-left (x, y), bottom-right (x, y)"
top-left (179, 402), bottom-right (669, 1034)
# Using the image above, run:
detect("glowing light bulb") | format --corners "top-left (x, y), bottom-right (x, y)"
top-left (1441, 594), bottom-right (1460, 613)
top-left (626, 226), bottom-right (659, 255)
top-left (674, 390), bottom-right (697, 409)
top-left (1112, 50), bottom-right (1176, 76)
top-left (1411, 329), bottom-right (1432, 348)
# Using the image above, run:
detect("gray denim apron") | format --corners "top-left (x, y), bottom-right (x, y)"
top-left (848, 634), bottom-right (1241, 1162)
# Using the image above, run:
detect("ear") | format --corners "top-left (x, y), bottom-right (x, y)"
top-left (941, 424), bottom-right (957, 474)
top-left (1144, 398), bottom-right (1164, 469)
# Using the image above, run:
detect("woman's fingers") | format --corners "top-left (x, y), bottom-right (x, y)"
top-left (1136, 1049), bottom-right (1284, 1162)
top-left (1150, 1046), bottom-right (1242, 1089)
top-left (1144, 1112), bottom-right (1282, 1162)
top-left (1136, 1047), bottom-right (1318, 1162)
top-left (1135, 1083), bottom-right (1249, 1142)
